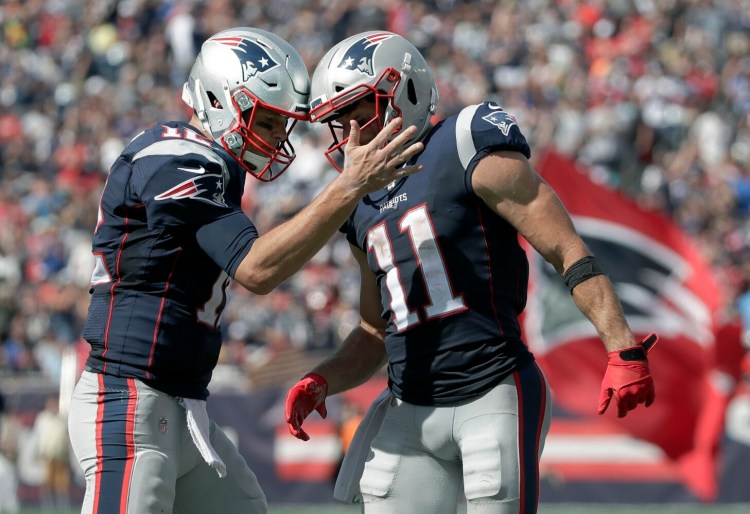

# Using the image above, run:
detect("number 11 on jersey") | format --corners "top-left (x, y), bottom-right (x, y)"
top-left (367, 204), bottom-right (466, 331)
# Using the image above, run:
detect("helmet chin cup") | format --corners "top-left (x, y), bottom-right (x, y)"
top-left (221, 128), bottom-right (275, 180)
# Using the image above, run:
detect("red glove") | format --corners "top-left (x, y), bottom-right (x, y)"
top-left (285, 372), bottom-right (328, 441)
top-left (598, 334), bottom-right (658, 418)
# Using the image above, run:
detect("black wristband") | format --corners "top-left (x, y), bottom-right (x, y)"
top-left (618, 347), bottom-right (647, 361)
top-left (563, 256), bottom-right (605, 294)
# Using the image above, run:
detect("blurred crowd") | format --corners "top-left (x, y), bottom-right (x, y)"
top-left (1, 0), bottom-right (750, 390)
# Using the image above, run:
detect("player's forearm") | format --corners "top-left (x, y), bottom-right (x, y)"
top-left (570, 275), bottom-right (637, 351)
top-left (233, 177), bottom-right (361, 294)
top-left (311, 325), bottom-right (387, 396)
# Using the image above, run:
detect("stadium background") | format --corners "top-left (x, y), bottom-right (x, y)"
top-left (1, 0), bottom-right (750, 512)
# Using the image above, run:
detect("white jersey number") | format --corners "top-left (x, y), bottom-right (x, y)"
top-left (196, 271), bottom-right (230, 327)
top-left (367, 204), bottom-right (465, 331)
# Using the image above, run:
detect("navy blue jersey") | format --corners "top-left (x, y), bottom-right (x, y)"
top-left (82, 121), bottom-right (258, 399)
top-left (342, 102), bottom-right (536, 405)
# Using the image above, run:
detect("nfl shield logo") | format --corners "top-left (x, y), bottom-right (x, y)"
top-left (159, 417), bottom-right (168, 434)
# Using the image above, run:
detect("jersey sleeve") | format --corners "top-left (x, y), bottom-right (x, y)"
top-left (456, 102), bottom-right (531, 169)
top-left (455, 102), bottom-right (532, 191)
top-left (131, 146), bottom-right (257, 277)
top-left (340, 209), bottom-right (366, 251)
top-left (133, 150), bottom-right (236, 231)
top-left (195, 211), bottom-right (258, 278)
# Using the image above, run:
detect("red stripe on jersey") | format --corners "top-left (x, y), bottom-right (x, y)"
top-left (512, 364), bottom-right (547, 514)
top-left (147, 247), bottom-right (182, 373)
top-left (93, 374), bottom-right (107, 514)
top-left (103, 214), bottom-right (129, 371)
top-left (531, 363), bottom-right (547, 509)
top-left (119, 379), bottom-right (138, 513)
top-left (514, 371), bottom-right (527, 514)
top-left (475, 205), bottom-right (505, 336)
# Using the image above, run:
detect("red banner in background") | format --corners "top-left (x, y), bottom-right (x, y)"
top-left (274, 420), bottom-right (341, 481)
top-left (523, 151), bottom-right (745, 501)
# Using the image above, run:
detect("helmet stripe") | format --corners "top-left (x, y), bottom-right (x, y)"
top-left (211, 37), bottom-right (243, 48)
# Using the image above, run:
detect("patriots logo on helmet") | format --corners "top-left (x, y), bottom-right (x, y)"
top-left (212, 36), bottom-right (279, 82)
top-left (154, 172), bottom-right (227, 207)
top-left (482, 111), bottom-right (518, 137)
top-left (337, 33), bottom-right (393, 76)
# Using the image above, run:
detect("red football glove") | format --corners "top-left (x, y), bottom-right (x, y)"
top-left (285, 372), bottom-right (328, 441)
top-left (598, 334), bottom-right (658, 418)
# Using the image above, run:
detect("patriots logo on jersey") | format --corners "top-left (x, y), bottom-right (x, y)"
top-left (482, 111), bottom-right (518, 137)
top-left (337, 33), bottom-right (393, 76)
top-left (154, 173), bottom-right (227, 207)
top-left (212, 36), bottom-right (279, 82)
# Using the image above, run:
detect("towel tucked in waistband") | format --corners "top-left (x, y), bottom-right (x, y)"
top-left (182, 398), bottom-right (227, 478)
top-left (333, 388), bottom-right (391, 502)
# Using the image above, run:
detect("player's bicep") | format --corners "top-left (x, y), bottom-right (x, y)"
top-left (472, 151), bottom-right (589, 274)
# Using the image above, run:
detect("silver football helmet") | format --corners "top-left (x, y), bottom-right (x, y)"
top-left (309, 31), bottom-right (438, 170)
top-left (182, 27), bottom-right (310, 181)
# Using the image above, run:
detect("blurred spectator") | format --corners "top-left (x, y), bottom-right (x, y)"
top-left (0, 392), bottom-right (19, 514)
top-left (31, 395), bottom-right (70, 510)
top-left (0, 450), bottom-right (19, 514)
top-left (0, 0), bottom-right (749, 389)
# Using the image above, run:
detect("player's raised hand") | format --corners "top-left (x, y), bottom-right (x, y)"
top-left (340, 118), bottom-right (424, 194)
top-left (285, 373), bottom-right (329, 441)
top-left (598, 334), bottom-right (658, 418)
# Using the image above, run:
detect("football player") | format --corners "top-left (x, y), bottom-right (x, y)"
top-left (285, 31), bottom-right (658, 514)
top-left (67, 27), bottom-right (424, 514)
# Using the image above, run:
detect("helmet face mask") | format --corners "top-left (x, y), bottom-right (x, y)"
top-left (323, 69), bottom-right (402, 169)
top-left (221, 87), bottom-right (300, 181)
top-left (309, 31), bottom-right (438, 172)
top-left (182, 28), bottom-right (310, 181)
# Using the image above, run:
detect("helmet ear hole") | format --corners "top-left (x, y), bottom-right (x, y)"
top-left (206, 91), bottom-right (224, 110)
top-left (407, 79), bottom-right (417, 105)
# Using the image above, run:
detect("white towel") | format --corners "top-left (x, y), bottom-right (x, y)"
top-left (333, 388), bottom-right (391, 503)
top-left (182, 398), bottom-right (227, 478)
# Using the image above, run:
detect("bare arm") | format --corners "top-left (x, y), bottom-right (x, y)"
top-left (234, 119), bottom-right (423, 294)
top-left (472, 151), bottom-right (636, 351)
top-left (309, 244), bottom-right (388, 395)
top-left (283, 245), bottom-right (388, 440)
